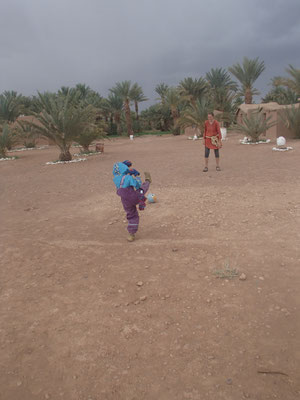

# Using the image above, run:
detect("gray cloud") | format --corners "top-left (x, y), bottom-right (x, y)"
top-left (1, 0), bottom-right (299, 106)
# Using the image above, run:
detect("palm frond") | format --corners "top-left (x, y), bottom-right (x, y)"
top-left (233, 108), bottom-right (276, 142)
top-left (178, 77), bottom-right (207, 105)
top-left (178, 99), bottom-right (209, 134)
top-left (228, 57), bottom-right (265, 103)
top-left (25, 91), bottom-right (96, 160)
top-left (0, 124), bottom-right (19, 156)
top-left (279, 105), bottom-right (300, 138)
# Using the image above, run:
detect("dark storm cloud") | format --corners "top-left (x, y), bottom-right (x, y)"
top-left (1, 0), bottom-right (299, 105)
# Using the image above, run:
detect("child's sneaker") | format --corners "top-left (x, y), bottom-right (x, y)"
top-left (144, 171), bottom-right (152, 183)
top-left (127, 234), bottom-right (135, 242)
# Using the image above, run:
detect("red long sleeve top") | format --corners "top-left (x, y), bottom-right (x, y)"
top-left (204, 120), bottom-right (222, 149)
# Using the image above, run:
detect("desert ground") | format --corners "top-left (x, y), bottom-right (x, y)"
top-left (1, 133), bottom-right (300, 400)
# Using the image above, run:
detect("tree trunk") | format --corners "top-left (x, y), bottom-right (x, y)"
top-left (59, 143), bottom-right (72, 161)
top-left (135, 100), bottom-right (139, 120)
top-left (82, 144), bottom-right (90, 153)
top-left (171, 108), bottom-right (180, 135)
top-left (0, 149), bottom-right (7, 158)
top-left (59, 150), bottom-right (72, 161)
top-left (124, 99), bottom-right (133, 136)
top-left (245, 88), bottom-right (253, 104)
top-left (163, 117), bottom-right (170, 131)
top-left (171, 108), bottom-right (179, 126)
top-left (115, 112), bottom-right (122, 135)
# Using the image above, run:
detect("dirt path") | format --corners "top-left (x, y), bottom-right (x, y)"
top-left (1, 133), bottom-right (300, 399)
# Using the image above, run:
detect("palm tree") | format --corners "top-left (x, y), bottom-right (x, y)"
top-left (19, 95), bottom-right (35, 116)
top-left (229, 57), bottom-right (265, 104)
top-left (280, 105), bottom-right (300, 138)
top-left (86, 91), bottom-right (103, 109)
top-left (27, 95), bottom-right (44, 114)
top-left (140, 104), bottom-right (161, 130)
top-left (178, 99), bottom-right (209, 135)
top-left (206, 68), bottom-right (237, 108)
top-left (155, 83), bottom-right (169, 104)
top-left (0, 91), bottom-right (23, 123)
top-left (262, 86), bottom-right (298, 105)
top-left (206, 68), bottom-right (237, 91)
top-left (165, 87), bottom-right (182, 134)
top-left (75, 83), bottom-right (92, 100)
top-left (58, 86), bottom-right (71, 97)
top-left (0, 124), bottom-right (18, 157)
top-left (110, 81), bottom-right (135, 136)
top-left (178, 77), bottom-right (207, 107)
top-left (74, 119), bottom-right (107, 152)
top-left (59, 85), bottom-right (103, 110)
top-left (131, 83), bottom-right (148, 120)
top-left (105, 94), bottom-right (124, 135)
top-left (272, 65), bottom-right (300, 98)
top-left (14, 120), bottom-right (39, 148)
top-left (234, 108), bottom-right (276, 142)
top-left (141, 104), bottom-right (172, 131)
top-left (27, 91), bottom-right (96, 161)
top-left (155, 83), bottom-right (172, 130)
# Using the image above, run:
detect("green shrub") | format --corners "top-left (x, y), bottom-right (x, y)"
top-left (234, 108), bottom-right (276, 142)
top-left (0, 124), bottom-right (18, 157)
top-left (280, 105), bottom-right (300, 138)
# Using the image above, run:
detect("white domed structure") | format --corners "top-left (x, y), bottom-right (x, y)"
top-left (277, 136), bottom-right (286, 147)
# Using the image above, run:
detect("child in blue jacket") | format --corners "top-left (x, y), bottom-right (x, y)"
top-left (113, 160), bottom-right (151, 242)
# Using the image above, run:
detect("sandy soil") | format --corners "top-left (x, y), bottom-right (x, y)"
top-left (1, 133), bottom-right (300, 400)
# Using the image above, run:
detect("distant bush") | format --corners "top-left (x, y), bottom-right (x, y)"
top-left (280, 105), bottom-right (300, 139)
top-left (0, 124), bottom-right (18, 157)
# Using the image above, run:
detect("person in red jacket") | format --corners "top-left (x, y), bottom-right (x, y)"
top-left (203, 112), bottom-right (222, 172)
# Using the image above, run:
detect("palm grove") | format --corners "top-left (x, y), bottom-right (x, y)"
top-left (1, 58), bottom-right (300, 160)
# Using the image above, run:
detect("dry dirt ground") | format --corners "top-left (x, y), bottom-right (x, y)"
top-left (1, 133), bottom-right (300, 400)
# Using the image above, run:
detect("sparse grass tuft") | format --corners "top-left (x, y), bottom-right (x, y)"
top-left (213, 261), bottom-right (239, 279)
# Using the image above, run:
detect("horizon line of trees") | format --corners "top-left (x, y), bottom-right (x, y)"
top-left (1, 58), bottom-right (300, 159)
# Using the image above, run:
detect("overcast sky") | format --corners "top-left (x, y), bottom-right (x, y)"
top-left (1, 0), bottom-right (300, 107)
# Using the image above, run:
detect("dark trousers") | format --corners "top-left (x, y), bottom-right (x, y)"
top-left (205, 147), bottom-right (219, 158)
top-left (117, 182), bottom-right (150, 234)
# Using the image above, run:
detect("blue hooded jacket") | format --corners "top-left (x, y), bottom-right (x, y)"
top-left (113, 162), bottom-right (142, 189)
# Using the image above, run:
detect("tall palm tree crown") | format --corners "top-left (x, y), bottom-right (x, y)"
top-left (165, 87), bottom-right (182, 134)
top-left (110, 81), bottom-right (135, 136)
top-left (104, 94), bottom-right (124, 134)
top-left (75, 83), bottom-right (92, 100)
top-left (165, 88), bottom-right (181, 118)
top-left (229, 57), bottom-right (265, 104)
top-left (0, 91), bottom-right (23, 123)
top-left (273, 65), bottom-right (300, 97)
top-left (155, 83), bottom-right (169, 104)
top-left (178, 77), bottom-right (207, 107)
top-left (178, 98), bottom-right (209, 135)
top-left (206, 68), bottom-right (237, 93)
top-left (131, 83), bottom-right (148, 120)
top-left (206, 68), bottom-right (238, 112)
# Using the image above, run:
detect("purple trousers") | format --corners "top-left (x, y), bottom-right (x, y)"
top-left (117, 182), bottom-right (150, 234)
